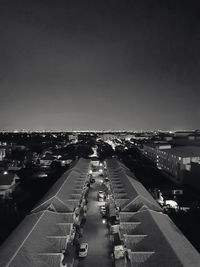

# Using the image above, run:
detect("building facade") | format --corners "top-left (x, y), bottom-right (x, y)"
top-left (142, 145), bottom-right (200, 184)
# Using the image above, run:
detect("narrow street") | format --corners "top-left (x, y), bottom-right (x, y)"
top-left (77, 173), bottom-right (112, 267)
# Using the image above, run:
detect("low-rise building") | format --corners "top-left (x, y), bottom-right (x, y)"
top-left (58, 155), bottom-right (73, 167)
top-left (106, 159), bottom-right (200, 267)
top-left (0, 171), bottom-right (19, 198)
top-left (0, 158), bottom-right (91, 266)
top-left (40, 154), bottom-right (56, 167)
top-left (0, 210), bottom-right (74, 267)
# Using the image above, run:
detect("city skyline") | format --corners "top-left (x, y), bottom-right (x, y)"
top-left (0, 0), bottom-right (199, 131)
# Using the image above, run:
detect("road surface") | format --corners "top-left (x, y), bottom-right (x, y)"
top-left (77, 173), bottom-right (112, 267)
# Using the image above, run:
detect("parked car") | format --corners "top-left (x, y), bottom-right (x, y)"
top-left (100, 205), bottom-right (107, 215)
top-left (90, 178), bottom-right (95, 183)
top-left (104, 177), bottom-right (110, 183)
top-left (79, 243), bottom-right (88, 258)
top-left (102, 214), bottom-right (107, 224)
top-left (97, 191), bottom-right (106, 201)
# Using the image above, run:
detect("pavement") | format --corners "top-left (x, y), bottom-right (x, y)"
top-left (77, 173), bottom-right (112, 267)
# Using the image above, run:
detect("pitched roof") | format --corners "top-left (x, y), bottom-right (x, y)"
top-left (32, 158), bottom-right (90, 213)
top-left (120, 210), bottom-right (200, 267)
top-left (106, 159), bottom-right (162, 212)
top-left (0, 210), bottom-right (73, 267)
top-left (107, 159), bottom-right (200, 266)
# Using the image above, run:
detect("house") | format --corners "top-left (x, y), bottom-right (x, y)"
top-left (58, 155), bottom-right (73, 167)
top-left (40, 154), bottom-right (56, 167)
top-left (0, 171), bottom-right (19, 198)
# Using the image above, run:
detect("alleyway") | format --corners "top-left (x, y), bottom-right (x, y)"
top-left (77, 173), bottom-right (112, 267)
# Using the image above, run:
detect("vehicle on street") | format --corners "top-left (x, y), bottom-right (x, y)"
top-left (90, 178), bottom-right (95, 183)
top-left (79, 243), bottom-right (88, 258)
top-left (100, 205), bottom-right (107, 215)
top-left (104, 177), bottom-right (110, 183)
top-left (97, 191), bottom-right (106, 201)
top-left (102, 214), bottom-right (107, 224)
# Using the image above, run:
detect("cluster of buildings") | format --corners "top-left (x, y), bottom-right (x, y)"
top-left (0, 158), bottom-right (91, 267)
top-left (0, 141), bottom-right (75, 200)
top-left (103, 159), bottom-right (200, 266)
top-left (0, 153), bottom-right (200, 266)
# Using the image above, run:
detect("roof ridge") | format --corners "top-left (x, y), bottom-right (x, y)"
top-left (7, 211), bottom-right (46, 266)
top-left (32, 196), bottom-right (54, 213)
top-left (133, 195), bottom-right (161, 211)
top-left (122, 195), bottom-right (140, 210)
top-left (54, 196), bottom-right (73, 210)
top-left (55, 171), bottom-right (78, 197)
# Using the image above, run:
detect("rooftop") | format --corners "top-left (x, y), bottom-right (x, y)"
top-left (0, 210), bottom-right (73, 267)
top-left (32, 158), bottom-right (90, 213)
top-left (120, 209), bottom-right (200, 267)
top-left (106, 159), bottom-right (162, 212)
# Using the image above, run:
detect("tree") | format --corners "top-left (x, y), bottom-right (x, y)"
top-left (75, 144), bottom-right (93, 158)
top-left (97, 144), bottom-right (115, 160)
top-left (50, 160), bottom-right (62, 170)
top-left (6, 149), bottom-right (27, 161)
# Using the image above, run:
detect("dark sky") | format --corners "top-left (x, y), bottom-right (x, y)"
top-left (0, 0), bottom-right (199, 131)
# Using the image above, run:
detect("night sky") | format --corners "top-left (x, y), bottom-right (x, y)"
top-left (0, 0), bottom-right (199, 131)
